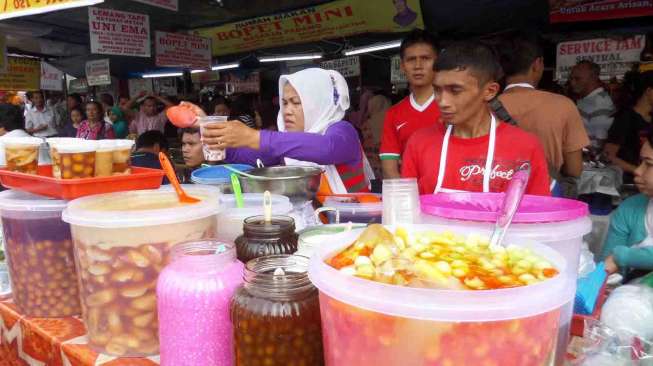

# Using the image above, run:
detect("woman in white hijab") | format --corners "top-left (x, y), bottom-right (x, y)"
top-left (185, 68), bottom-right (373, 195)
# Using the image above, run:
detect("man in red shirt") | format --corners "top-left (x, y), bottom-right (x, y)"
top-left (402, 41), bottom-right (550, 195)
top-left (380, 29), bottom-right (441, 178)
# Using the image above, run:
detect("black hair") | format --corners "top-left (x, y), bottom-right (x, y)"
top-left (647, 126), bottom-right (653, 147)
top-left (100, 93), bottom-right (114, 107)
top-left (67, 93), bottom-right (83, 105)
top-left (576, 60), bottom-right (601, 79)
top-left (180, 127), bottom-right (200, 136)
top-left (617, 70), bottom-right (653, 112)
top-left (143, 96), bottom-right (157, 104)
top-left (85, 101), bottom-right (104, 117)
top-left (435, 40), bottom-right (503, 84)
top-left (136, 130), bottom-right (169, 151)
top-left (399, 29), bottom-right (439, 59)
top-left (498, 35), bottom-right (543, 77)
top-left (229, 94), bottom-right (254, 116)
top-left (69, 106), bottom-right (86, 120)
top-left (26, 90), bottom-right (45, 101)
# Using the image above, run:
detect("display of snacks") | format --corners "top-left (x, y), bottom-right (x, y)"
top-left (47, 137), bottom-right (80, 179)
top-left (0, 190), bottom-right (81, 317)
top-left (231, 255), bottom-right (323, 366)
top-left (112, 140), bottom-right (134, 175)
top-left (94, 140), bottom-right (115, 177)
top-left (328, 224), bottom-right (558, 290)
top-left (63, 187), bottom-right (220, 357)
top-left (57, 141), bottom-right (97, 179)
top-left (3, 137), bottom-right (43, 175)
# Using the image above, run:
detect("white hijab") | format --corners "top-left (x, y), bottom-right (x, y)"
top-left (276, 68), bottom-right (373, 193)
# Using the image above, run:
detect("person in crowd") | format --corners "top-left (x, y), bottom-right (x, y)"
top-left (255, 99), bottom-right (278, 131)
top-left (108, 106), bottom-right (129, 139)
top-left (59, 107), bottom-right (85, 138)
top-left (228, 94), bottom-right (256, 129)
top-left (77, 101), bottom-right (115, 140)
top-left (118, 95), bottom-right (136, 122)
top-left (570, 60), bottom-right (615, 143)
top-left (402, 41), bottom-right (550, 195)
top-left (180, 127), bottom-right (205, 182)
top-left (56, 93), bottom-right (83, 136)
top-left (182, 68), bottom-right (373, 195)
top-left (213, 97), bottom-right (231, 117)
top-left (25, 90), bottom-right (58, 138)
top-left (0, 93), bottom-right (24, 134)
top-left (127, 93), bottom-right (173, 135)
top-left (380, 29), bottom-right (441, 178)
top-left (0, 112), bottom-right (31, 167)
top-left (362, 93), bottom-right (393, 178)
top-left (49, 92), bottom-right (68, 133)
top-left (601, 129), bottom-right (653, 276)
top-left (100, 93), bottom-right (115, 125)
top-left (131, 130), bottom-right (170, 184)
top-left (605, 71), bottom-right (653, 184)
top-left (498, 35), bottom-right (589, 197)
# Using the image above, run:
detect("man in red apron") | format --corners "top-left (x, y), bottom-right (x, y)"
top-left (401, 41), bottom-right (551, 195)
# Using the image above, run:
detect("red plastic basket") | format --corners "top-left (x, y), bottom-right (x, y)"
top-left (0, 165), bottom-right (164, 200)
top-left (571, 279), bottom-right (609, 337)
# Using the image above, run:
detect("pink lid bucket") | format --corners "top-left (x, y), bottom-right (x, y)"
top-left (420, 192), bottom-right (588, 223)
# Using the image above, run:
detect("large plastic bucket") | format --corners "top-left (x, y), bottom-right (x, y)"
top-left (309, 225), bottom-right (575, 366)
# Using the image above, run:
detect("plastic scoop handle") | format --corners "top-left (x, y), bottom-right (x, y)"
top-left (263, 190), bottom-right (272, 223)
top-left (158, 152), bottom-right (201, 204)
top-left (489, 165), bottom-right (530, 249)
top-left (231, 173), bottom-right (244, 208)
top-left (221, 164), bottom-right (265, 180)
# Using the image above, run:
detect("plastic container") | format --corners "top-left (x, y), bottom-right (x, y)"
top-left (235, 215), bottom-right (299, 264)
top-left (217, 193), bottom-right (293, 242)
top-left (309, 225), bottom-right (575, 366)
top-left (94, 140), bottom-right (115, 177)
top-left (0, 190), bottom-right (81, 317)
top-left (231, 255), bottom-right (323, 366)
top-left (158, 240), bottom-right (244, 366)
top-left (382, 178), bottom-right (421, 225)
top-left (0, 165), bottom-right (164, 200)
top-left (112, 139), bottom-right (135, 175)
top-left (62, 186), bottom-right (220, 357)
top-left (323, 194), bottom-right (382, 224)
top-left (296, 224), bottom-right (366, 258)
top-left (199, 116), bottom-right (227, 161)
top-left (191, 164), bottom-right (254, 193)
top-left (2, 136), bottom-right (43, 174)
top-left (57, 140), bottom-right (97, 179)
top-left (47, 137), bottom-right (81, 179)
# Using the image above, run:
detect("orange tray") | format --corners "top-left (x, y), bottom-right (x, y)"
top-left (0, 165), bottom-right (165, 200)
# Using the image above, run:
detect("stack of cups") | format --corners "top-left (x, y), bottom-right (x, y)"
top-left (382, 178), bottom-right (421, 225)
top-left (198, 116), bottom-right (228, 162)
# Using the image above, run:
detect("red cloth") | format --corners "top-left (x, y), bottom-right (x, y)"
top-left (401, 122), bottom-right (551, 195)
top-left (379, 96), bottom-right (441, 158)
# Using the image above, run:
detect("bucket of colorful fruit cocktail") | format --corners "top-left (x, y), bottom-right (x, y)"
top-left (308, 224), bottom-right (575, 366)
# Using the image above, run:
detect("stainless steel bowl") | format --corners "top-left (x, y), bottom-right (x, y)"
top-left (237, 166), bottom-right (323, 204)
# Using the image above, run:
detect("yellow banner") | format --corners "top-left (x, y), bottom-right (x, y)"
top-left (0, 35), bottom-right (6, 72)
top-left (0, 57), bottom-right (40, 91)
top-left (0, 0), bottom-right (103, 20)
top-left (193, 0), bottom-right (423, 56)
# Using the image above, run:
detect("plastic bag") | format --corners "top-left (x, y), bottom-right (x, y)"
top-left (601, 285), bottom-right (653, 341)
top-left (571, 319), bottom-right (653, 365)
top-left (579, 241), bottom-right (597, 278)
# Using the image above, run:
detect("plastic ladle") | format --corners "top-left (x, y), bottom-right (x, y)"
top-left (231, 173), bottom-right (244, 208)
top-left (488, 165), bottom-right (530, 250)
top-left (158, 152), bottom-right (201, 204)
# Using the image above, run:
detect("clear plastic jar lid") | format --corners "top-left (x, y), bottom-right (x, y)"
top-left (323, 194), bottom-right (382, 214)
top-left (1, 137), bottom-right (44, 147)
top-left (0, 190), bottom-right (67, 212)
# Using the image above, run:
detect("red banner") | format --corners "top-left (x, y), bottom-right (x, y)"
top-left (550, 0), bottom-right (653, 23)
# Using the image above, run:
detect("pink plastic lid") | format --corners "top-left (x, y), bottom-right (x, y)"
top-left (420, 192), bottom-right (588, 223)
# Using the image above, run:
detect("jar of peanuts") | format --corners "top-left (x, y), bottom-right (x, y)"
top-left (231, 255), bottom-right (324, 366)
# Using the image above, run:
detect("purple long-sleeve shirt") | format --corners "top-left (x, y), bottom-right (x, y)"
top-left (225, 121), bottom-right (362, 168)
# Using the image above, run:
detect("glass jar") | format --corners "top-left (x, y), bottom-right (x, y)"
top-left (158, 240), bottom-right (244, 366)
top-left (235, 215), bottom-right (298, 263)
top-left (231, 255), bottom-right (324, 366)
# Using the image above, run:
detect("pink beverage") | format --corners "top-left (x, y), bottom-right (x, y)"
top-left (157, 240), bottom-right (244, 366)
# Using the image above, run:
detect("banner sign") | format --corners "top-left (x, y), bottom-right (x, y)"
top-left (155, 31), bottom-right (211, 69)
top-left (128, 78), bottom-right (153, 98)
top-left (550, 0), bottom-right (653, 23)
top-left (89, 7), bottom-right (151, 57)
top-left (556, 35), bottom-right (646, 81)
top-left (0, 0), bottom-right (104, 20)
top-left (194, 0), bottom-right (423, 56)
top-left (85, 59), bottom-right (111, 86)
top-left (0, 57), bottom-right (39, 91)
top-left (225, 72), bottom-right (260, 94)
top-left (132, 0), bottom-right (177, 11)
top-left (320, 56), bottom-right (360, 78)
top-left (68, 78), bottom-right (89, 93)
top-left (390, 54), bottom-right (407, 84)
top-left (40, 62), bottom-right (64, 91)
top-left (153, 77), bottom-right (178, 96)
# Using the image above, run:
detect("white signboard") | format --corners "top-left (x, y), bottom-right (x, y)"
top-left (40, 62), bottom-right (64, 91)
top-left (128, 78), bottom-right (153, 98)
top-left (155, 31), bottom-right (211, 70)
top-left (85, 59), bottom-right (111, 86)
top-left (153, 77), bottom-right (178, 96)
top-left (390, 54), bottom-right (407, 84)
top-left (556, 35), bottom-right (646, 81)
top-left (320, 56), bottom-right (360, 78)
top-left (69, 78), bottom-right (89, 94)
top-left (132, 0), bottom-right (178, 11)
top-left (89, 7), bottom-right (151, 57)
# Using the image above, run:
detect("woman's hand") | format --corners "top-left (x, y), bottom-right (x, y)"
top-left (604, 255), bottom-right (619, 274)
top-left (202, 120), bottom-right (261, 150)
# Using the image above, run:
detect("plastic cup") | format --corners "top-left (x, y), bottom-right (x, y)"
top-left (56, 140), bottom-right (97, 179)
top-left (3, 137), bottom-right (44, 175)
top-left (0, 190), bottom-right (81, 317)
top-left (112, 139), bottom-right (135, 175)
top-left (95, 140), bottom-right (115, 177)
top-left (199, 116), bottom-right (228, 162)
top-left (47, 138), bottom-right (81, 179)
top-left (382, 178), bottom-right (420, 225)
top-left (62, 185), bottom-right (220, 357)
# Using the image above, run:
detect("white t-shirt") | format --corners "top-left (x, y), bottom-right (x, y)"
top-left (25, 106), bottom-right (58, 137)
top-left (576, 87), bottom-right (615, 141)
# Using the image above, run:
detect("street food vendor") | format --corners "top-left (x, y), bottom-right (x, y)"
top-left (182, 68), bottom-right (373, 195)
top-left (602, 129), bottom-right (653, 276)
top-left (401, 41), bottom-right (550, 195)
